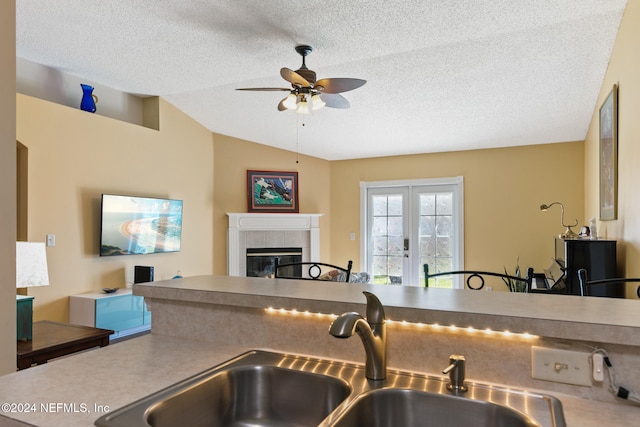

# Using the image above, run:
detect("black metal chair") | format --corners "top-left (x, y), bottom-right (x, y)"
top-left (424, 264), bottom-right (534, 292)
top-left (577, 268), bottom-right (640, 297)
top-left (274, 259), bottom-right (353, 282)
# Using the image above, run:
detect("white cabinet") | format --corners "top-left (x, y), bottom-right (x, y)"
top-left (69, 289), bottom-right (151, 338)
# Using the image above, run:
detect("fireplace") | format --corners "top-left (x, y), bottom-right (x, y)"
top-left (227, 213), bottom-right (322, 277)
top-left (246, 247), bottom-right (302, 278)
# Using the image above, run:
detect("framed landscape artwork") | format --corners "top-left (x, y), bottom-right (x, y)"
top-left (247, 170), bottom-right (299, 213)
top-left (599, 84), bottom-right (618, 221)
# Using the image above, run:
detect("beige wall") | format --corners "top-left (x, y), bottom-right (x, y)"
top-left (330, 142), bottom-right (584, 277)
top-left (0, 0), bottom-right (16, 375)
top-left (212, 134), bottom-right (332, 275)
top-left (16, 95), bottom-right (214, 322)
top-left (211, 136), bottom-right (585, 284)
top-left (585, 0), bottom-right (640, 283)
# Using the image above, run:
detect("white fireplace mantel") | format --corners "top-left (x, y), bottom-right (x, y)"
top-left (227, 213), bottom-right (323, 276)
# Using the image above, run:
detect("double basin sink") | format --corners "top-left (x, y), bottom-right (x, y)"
top-left (95, 350), bottom-right (565, 427)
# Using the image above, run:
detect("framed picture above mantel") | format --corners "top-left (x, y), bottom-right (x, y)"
top-left (599, 84), bottom-right (618, 221)
top-left (247, 170), bottom-right (299, 213)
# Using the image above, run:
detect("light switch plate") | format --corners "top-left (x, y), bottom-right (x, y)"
top-left (531, 346), bottom-right (592, 386)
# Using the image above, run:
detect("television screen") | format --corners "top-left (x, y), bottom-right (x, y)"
top-left (100, 194), bottom-right (183, 256)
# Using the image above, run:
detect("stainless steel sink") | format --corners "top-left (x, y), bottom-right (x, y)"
top-left (95, 352), bottom-right (351, 427)
top-left (95, 350), bottom-right (566, 427)
top-left (146, 365), bottom-right (350, 427)
top-left (329, 388), bottom-right (540, 427)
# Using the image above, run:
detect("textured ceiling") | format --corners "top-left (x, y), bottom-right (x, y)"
top-left (16, 1), bottom-right (627, 160)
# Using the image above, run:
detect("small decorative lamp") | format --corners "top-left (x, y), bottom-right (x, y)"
top-left (16, 242), bottom-right (50, 341)
top-left (539, 202), bottom-right (579, 239)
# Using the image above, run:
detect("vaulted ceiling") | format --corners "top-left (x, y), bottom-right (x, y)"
top-left (16, 1), bottom-right (627, 160)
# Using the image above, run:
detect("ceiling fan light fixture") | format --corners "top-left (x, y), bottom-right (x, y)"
top-left (235, 45), bottom-right (365, 114)
top-left (283, 93), bottom-right (297, 109)
top-left (296, 99), bottom-right (310, 115)
top-left (311, 94), bottom-right (325, 110)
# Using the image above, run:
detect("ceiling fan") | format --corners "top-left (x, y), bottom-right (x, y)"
top-left (236, 45), bottom-right (366, 114)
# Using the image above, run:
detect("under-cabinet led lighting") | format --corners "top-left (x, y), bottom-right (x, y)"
top-left (264, 307), bottom-right (538, 340)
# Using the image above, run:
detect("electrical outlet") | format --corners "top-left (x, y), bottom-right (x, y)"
top-left (349, 232), bottom-right (356, 241)
top-left (531, 346), bottom-right (592, 386)
top-left (46, 234), bottom-right (55, 247)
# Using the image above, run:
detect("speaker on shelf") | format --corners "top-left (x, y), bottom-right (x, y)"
top-left (134, 265), bottom-right (154, 284)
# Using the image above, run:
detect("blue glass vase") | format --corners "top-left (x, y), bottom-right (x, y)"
top-left (80, 84), bottom-right (98, 113)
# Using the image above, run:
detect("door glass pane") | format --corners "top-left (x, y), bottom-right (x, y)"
top-left (437, 193), bottom-right (452, 215)
top-left (420, 194), bottom-right (436, 216)
top-left (388, 236), bottom-right (404, 256)
top-left (371, 194), bottom-right (404, 285)
top-left (372, 236), bottom-right (387, 255)
top-left (373, 217), bottom-right (388, 235)
top-left (388, 216), bottom-right (403, 236)
top-left (436, 216), bottom-right (452, 236)
top-left (419, 215), bottom-right (436, 236)
top-left (388, 256), bottom-right (403, 284)
top-left (373, 197), bottom-right (387, 215)
top-left (436, 236), bottom-right (452, 258)
top-left (387, 195), bottom-right (403, 215)
top-left (419, 191), bottom-right (454, 287)
top-left (372, 255), bottom-right (388, 284)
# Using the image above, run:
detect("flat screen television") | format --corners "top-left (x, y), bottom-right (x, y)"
top-left (100, 194), bottom-right (183, 256)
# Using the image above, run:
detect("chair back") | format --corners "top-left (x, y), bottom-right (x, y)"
top-left (275, 259), bottom-right (353, 282)
top-left (577, 268), bottom-right (640, 297)
top-left (424, 264), bottom-right (534, 292)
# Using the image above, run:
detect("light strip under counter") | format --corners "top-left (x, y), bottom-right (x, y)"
top-left (264, 306), bottom-right (539, 341)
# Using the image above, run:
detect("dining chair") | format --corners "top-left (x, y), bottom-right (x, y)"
top-left (275, 259), bottom-right (353, 282)
top-left (424, 264), bottom-right (534, 292)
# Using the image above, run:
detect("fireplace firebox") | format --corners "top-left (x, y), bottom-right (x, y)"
top-left (246, 248), bottom-right (302, 278)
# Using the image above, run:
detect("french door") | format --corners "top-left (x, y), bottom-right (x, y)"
top-left (361, 177), bottom-right (464, 287)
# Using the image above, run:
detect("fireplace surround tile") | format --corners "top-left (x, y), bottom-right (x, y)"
top-left (227, 213), bottom-right (322, 276)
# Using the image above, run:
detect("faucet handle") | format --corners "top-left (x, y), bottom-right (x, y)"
top-left (442, 354), bottom-right (468, 393)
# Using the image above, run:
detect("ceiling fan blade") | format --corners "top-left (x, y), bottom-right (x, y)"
top-left (280, 67), bottom-right (310, 87)
top-left (236, 87), bottom-right (291, 91)
top-left (315, 78), bottom-right (366, 94)
top-left (320, 93), bottom-right (350, 109)
top-left (277, 97), bottom-right (289, 111)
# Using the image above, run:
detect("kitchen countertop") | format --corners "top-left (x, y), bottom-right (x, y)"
top-left (135, 275), bottom-right (640, 346)
top-left (0, 333), bottom-right (639, 427)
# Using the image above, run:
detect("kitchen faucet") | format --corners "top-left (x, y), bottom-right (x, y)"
top-left (329, 291), bottom-right (387, 380)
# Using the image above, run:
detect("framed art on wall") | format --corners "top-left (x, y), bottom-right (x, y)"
top-left (599, 84), bottom-right (618, 221)
top-left (247, 170), bottom-right (299, 213)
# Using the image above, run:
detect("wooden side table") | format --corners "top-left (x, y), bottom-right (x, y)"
top-left (17, 320), bottom-right (114, 370)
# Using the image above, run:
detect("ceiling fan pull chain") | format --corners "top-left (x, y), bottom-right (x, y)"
top-left (296, 114), bottom-right (300, 164)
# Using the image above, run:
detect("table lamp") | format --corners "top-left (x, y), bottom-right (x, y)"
top-left (539, 202), bottom-right (579, 239)
top-left (16, 242), bottom-right (50, 341)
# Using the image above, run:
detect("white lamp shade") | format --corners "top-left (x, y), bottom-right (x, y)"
top-left (283, 93), bottom-right (297, 109)
top-left (296, 100), bottom-right (310, 115)
top-left (311, 94), bottom-right (326, 110)
top-left (16, 242), bottom-right (50, 287)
